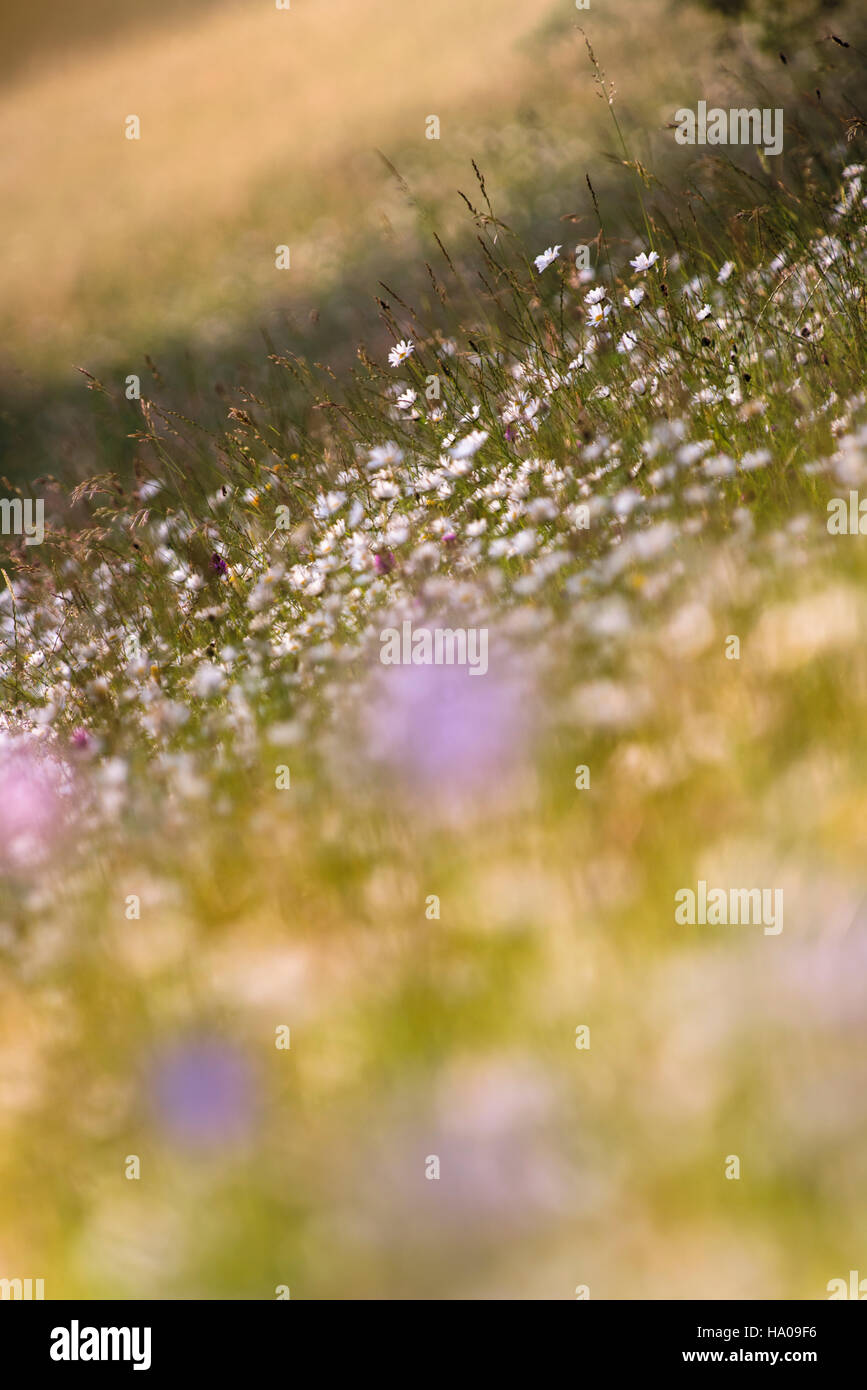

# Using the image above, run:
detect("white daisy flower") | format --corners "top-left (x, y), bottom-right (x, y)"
top-left (371, 478), bottom-right (399, 500)
top-left (696, 304), bottom-right (713, 321)
top-left (740, 449), bottom-right (771, 471)
top-left (717, 260), bottom-right (736, 284)
top-left (190, 662), bottom-right (225, 698)
top-left (585, 286), bottom-right (607, 305)
top-left (703, 454), bottom-right (736, 478)
top-left (623, 287), bottom-right (645, 307)
top-left (534, 245), bottom-right (562, 274)
top-left (314, 491), bottom-right (346, 518)
top-left (388, 339), bottom-right (414, 368)
top-left (617, 331), bottom-right (638, 354)
top-left (512, 528), bottom-right (537, 555)
top-left (450, 429), bottom-right (489, 460)
top-left (587, 302), bottom-right (612, 327)
top-left (629, 250), bottom-right (659, 273)
top-left (367, 442), bottom-right (405, 472)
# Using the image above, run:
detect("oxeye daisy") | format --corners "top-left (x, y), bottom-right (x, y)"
top-left (388, 339), bottom-right (414, 368)
top-left (367, 442), bottom-right (405, 472)
top-left (450, 428), bottom-right (489, 460)
top-left (190, 661), bottom-right (225, 698)
top-left (623, 287), bottom-right (645, 307)
top-left (587, 302), bottom-right (612, 327)
top-left (585, 286), bottom-right (607, 305)
top-left (371, 477), bottom-right (398, 500)
top-left (695, 304), bottom-right (712, 321)
top-left (629, 250), bottom-right (659, 273)
top-left (534, 244), bottom-right (562, 274)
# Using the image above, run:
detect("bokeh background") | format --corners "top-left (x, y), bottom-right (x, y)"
top-left (1, 0), bottom-right (867, 1300)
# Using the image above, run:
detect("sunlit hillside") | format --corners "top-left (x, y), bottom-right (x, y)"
top-left (2, 0), bottom-right (867, 1308)
top-left (0, 0), bottom-right (725, 383)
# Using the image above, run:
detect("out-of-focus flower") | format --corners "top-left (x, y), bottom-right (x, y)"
top-left (362, 1061), bottom-right (582, 1236)
top-left (534, 245), bottom-right (562, 274)
top-left (450, 429), bottom-right (489, 461)
top-left (373, 549), bottom-right (396, 576)
top-left (630, 250), bottom-right (659, 273)
top-left (190, 662), bottom-right (225, 698)
top-left (361, 652), bottom-right (534, 809)
top-left (314, 491), bottom-right (346, 519)
top-left (367, 442), bottom-right (405, 473)
top-left (0, 747), bottom-right (66, 868)
top-left (147, 1036), bottom-right (257, 1150)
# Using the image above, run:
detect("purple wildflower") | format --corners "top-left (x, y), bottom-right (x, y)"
top-left (0, 748), bottom-right (65, 868)
top-left (361, 651), bottom-right (535, 813)
top-left (147, 1035), bottom-right (257, 1150)
top-left (374, 549), bottom-right (396, 576)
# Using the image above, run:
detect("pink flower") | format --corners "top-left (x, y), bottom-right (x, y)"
top-left (0, 747), bottom-right (66, 868)
top-left (374, 550), bottom-right (396, 576)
